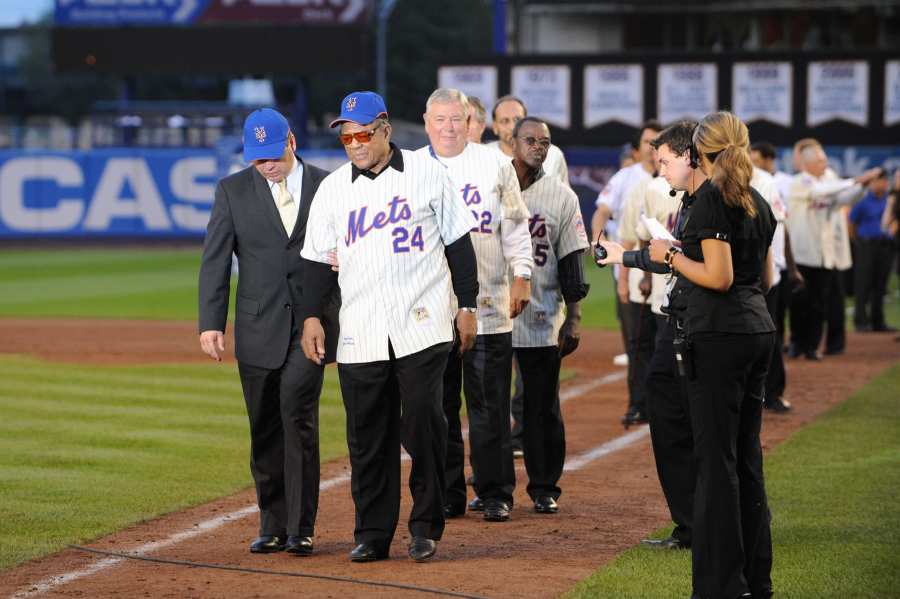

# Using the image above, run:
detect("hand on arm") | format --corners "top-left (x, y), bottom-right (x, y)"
top-left (199, 330), bottom-right (225, 362)
top-left (558, 303), bottom-right (582, 357)
top-left (300, 318), bottom-right (326, 365)
top-left (651, 238), bottom-right (733, 292)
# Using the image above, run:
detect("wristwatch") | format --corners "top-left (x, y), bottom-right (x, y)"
top-left (517, 273), bottom-right (532, 281)
top-left (460, 307), bottom-right (477, 313)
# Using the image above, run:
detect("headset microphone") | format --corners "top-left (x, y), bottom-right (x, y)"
top-left (669, 189), bottom-right (677, 197)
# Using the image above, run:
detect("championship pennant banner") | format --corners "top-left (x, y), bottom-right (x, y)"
top-left (657, 63), bottom-right (717, 124)
top-left (437, 66), bottom-right (498, 119)
top-left (732, 62), bottom-right (793, 127)
top-left (884, 60), bottom-right (900, 127)
top-left (583, 64), bottom-right (644, 128)
top-left (807, 61), bottom-right (869, 127)
top-left (511, 65), bottom-right (572, 129)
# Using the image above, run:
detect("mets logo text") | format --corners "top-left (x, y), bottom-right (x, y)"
top-left (346, 97), bottom-right (357, 111)
top-left (254, 126), bottom-right (266, 143)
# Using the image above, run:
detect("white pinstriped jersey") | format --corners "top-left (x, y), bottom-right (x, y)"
top-left (512, 173), bottom-right (590, 348)
top-left (416, 142), bottom-right (533, 335)
top-left (301, 149), bottom-right (477, 364)
top-left (486, 141), bottom-right (570, 186)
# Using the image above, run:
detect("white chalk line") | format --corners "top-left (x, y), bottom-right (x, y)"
top-left (11, 369), bottom-right (633, 599)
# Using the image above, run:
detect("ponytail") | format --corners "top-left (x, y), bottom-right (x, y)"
top-left (694, 112), bottom-right (757, 218)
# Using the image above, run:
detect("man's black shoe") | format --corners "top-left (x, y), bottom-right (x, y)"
top-left (763, 397), bottom-right (792, 413)
top-left (534, 496), bottom-right (559, 514)
top-left (873, 324), bottom-right (898, 333)
top-left (250, 535), bottom-right (286, 553)
top-left (483, 499), bottom-right (511, 522)
top-left (468, 496), bottom-right (484, 511)
top-left (641, 535), bottom-right (689, 550)
top-left (824, 347), bottom-right (844, 356)
top-left (408, 537), bottom-right (437, 562)
top-left (805, 350), bottom-right (823, 361)
top-left (285, 535), bottom-right (313, 556)
top-left (349, 541), bottom-right (389, 562)
top-left (443, 503), bottom-right (466, 518)
top-left (786, 343), bottom-right (802, 358)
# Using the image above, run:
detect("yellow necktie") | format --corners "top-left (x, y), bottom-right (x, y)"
top-left (277, 178), bottom-right (296, 235)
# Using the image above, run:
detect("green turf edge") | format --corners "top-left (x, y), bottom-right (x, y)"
top-left (565, 363), bottom-right (900, 599)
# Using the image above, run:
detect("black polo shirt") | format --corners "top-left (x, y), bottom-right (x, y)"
top-left (673, 180), bottom-right (776, 336)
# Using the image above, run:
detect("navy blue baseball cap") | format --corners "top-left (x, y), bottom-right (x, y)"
top-left (329, 91), bottom-right (388, 128)
top-left (242, 108), bottom-right (291, 162)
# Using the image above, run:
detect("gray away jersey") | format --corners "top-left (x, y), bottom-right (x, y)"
top-left (512, 173), bottom-right (590, 348)
top-left (301, 149), bottom-right (477, 364)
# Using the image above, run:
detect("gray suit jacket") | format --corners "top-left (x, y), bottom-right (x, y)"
top-left (198, 156), bottom-right (339, 369)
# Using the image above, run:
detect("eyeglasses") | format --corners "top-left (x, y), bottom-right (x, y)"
top-left (339, 122), bottom-right (383, 146)
top-left (518, 136), bottom-right (551, 149)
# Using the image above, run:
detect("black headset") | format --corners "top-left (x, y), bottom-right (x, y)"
top-left (688, 123), bottom-right (701, 169)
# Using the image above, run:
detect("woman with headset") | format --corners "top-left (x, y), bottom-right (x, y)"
top-left (599, 112), bottom-right (776, 599)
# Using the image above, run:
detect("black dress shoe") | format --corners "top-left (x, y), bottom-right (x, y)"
top-left (763, 397), bottom-right (792, 413)
top-left (285, 535), bottom-right (313, 556)
top-left (641, 535), bottom-right (689, 550)
top-left (443, 503), bottom-right (466, 518)
top-left (534, 495), bottom-right (559, 514)
top-left (349, 541), bottom-right (389, 562)
top-left (468, 496), bottom-right (484, 511)
top-left (805, 350), bottom-right (823, 361)
top-left (483, 499), bottom-right (511, 522)
top-left (250, 535), bottom-right (286, 553)
top-left (408, 537), bottom-right (437, 562)
top-left (621, 408), bottom-right (648, 428)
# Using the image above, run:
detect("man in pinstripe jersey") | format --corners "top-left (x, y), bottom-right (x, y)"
top-left (417, 88), bottom-right (534, 522)
top-left (509, 117), bottom-right (590, 513)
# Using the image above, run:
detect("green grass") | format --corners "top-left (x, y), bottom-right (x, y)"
top-left (567, 364), bottom-right (900, 599)
top-left (0, 355), bottom-right (347, 570)
top-left (581, 253), bottom-right (618, 329)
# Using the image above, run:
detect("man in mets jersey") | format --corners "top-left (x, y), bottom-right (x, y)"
top-left (416, 87), bottom-right (534, 522)
top-left (510, 116), bottom-right (590, 514)
top-left (298, 91), bottom-right (479, 563)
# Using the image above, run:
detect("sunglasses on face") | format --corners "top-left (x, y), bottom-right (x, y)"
top-left (519, 136), bottom-right (551, 149)
top-left (339, 122), bottom-right (383, 146)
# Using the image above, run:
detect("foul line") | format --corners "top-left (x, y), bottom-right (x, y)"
top-left (11, 369), bottom-right (632, 599)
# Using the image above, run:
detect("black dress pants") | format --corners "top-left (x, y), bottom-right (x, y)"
top-left (825, 268), bottom-right (847, 354)
top-left (790, 265), bottom-right (833, 355)
top-left (688, 332), bottom-right (774, 599)
top-left (444, 333), bottom-right (515, 509)
top-left (510, 356), bottom-right (524, 450)
top-left (627, 300), bottom-right (657, 414)
top-left (854, 238), bottom-right (895, 329)
top-left (645, 316), bottom-right (694, 546)
top-left (515, 346), bottom-right (566, 500)
top-left (337, 341), bottom-right (451, 545)
top-left (237, 321), bottom-right (324, 537)
top-left (764, 283), bottom-right (786, 400)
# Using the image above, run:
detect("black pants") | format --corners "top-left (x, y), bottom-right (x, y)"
top-left (825, 268), bottom-right (847, 354)
top-left (627, 300), bottom-right (657, 414)
top-left (237, 321), bottom-right (324, 537)
top-left (854, 238), bottom-right (895, 329)
top-left (338, 341), bottom-right (451, 544)
top-left (444, 333), bottom-right (515, 509)
top-left (765, 283), bottom-right (786, 400)
top-left (790, 265), bottom-right (833, 355)
top-left (645, 316), bottom-right (694, 546)
top-left (511, 357), bottom-right (524, 450)
top-left (617, 295), bottom-right (638, 412)
top-left (688, 332), bottom-right (774, 599)
top-left (515, 346), bottom-right (566, 500)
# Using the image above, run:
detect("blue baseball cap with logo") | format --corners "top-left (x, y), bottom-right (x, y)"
top-left (242, 108), bottom-right (291, 162)
top-left (329, 91), bottom-right (389, 128)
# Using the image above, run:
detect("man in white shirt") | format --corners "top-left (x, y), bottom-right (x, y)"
top-left (786, 140), bottom-right (881, 360)
top-left (299, 91), bottom-right (479, 563)
top-left (486, 94), bottom-right (570, 186)
top-left (417, 88), bottom-right (534, 523)
top-left (466, 96), bottom-right (488, 143)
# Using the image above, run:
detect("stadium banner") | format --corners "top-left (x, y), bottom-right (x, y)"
top-left (657, 63), bottom-right (717, 124)
top-left (437, 66), bottom-right (498, 119)
top-left (583, 64), bottom-right (644, 129)
top-left (0, 148), bottom-right (344, 239)
top-left (54, 0), bottom-right (373, 27)
top-left (732, 62), bottom-right (792, 127)
top-left (885, 60), bottom-right (900, 127)
top-left (807, 61), bottom-right (869, 127)
top-left (511, 65), bottom-right (571, 129)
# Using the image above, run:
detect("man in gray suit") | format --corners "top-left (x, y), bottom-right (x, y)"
top-left (198, 108), bottom-right (337, 556)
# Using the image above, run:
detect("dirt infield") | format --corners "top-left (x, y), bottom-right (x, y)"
top-left (2, 318), bottom-right (898, 599)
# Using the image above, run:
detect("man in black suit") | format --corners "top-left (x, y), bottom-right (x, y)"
top-left (198, 108), bottom-right (337, 556)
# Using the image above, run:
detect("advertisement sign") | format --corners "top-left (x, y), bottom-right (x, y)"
top-left (511, 65), bottom-right (571, 129)
top-left (807, 61), bottom-right (869, 127)
top-left (583, 64), bottom-right (644, 128)
top-left (437, 66), bottom-right (498, 117)
top-left (657, 63), bottom-right (717, 124)
top-left (732, 62), bottom-right (792, 127)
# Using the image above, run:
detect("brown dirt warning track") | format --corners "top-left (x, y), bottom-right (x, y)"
top-left (1, 318), bottom-right (898, 599)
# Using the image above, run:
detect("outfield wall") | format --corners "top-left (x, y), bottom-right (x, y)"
top-left (1, 146), bottom-right (898, 239)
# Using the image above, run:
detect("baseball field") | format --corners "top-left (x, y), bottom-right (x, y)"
top-left (1, 247), bottom-right (898, 598)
